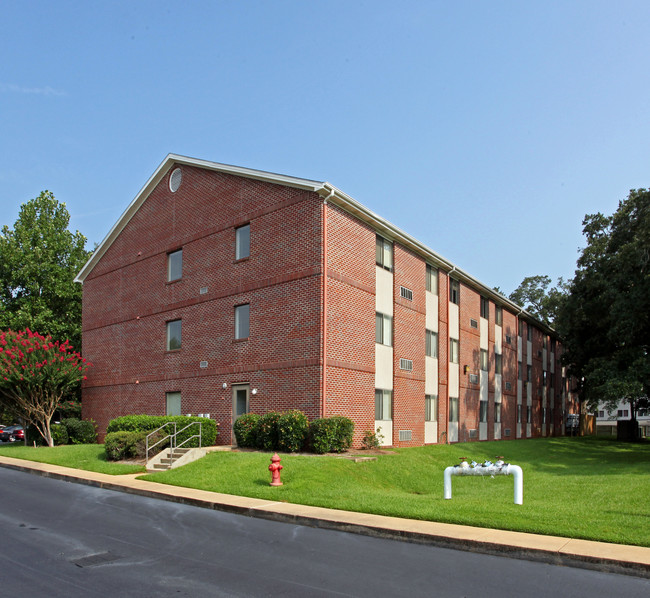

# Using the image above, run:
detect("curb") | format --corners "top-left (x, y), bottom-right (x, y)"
top-left (1, 457), bottom-right (649, 579)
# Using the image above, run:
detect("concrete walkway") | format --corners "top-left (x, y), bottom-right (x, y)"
top-left (1, 454), bottom-right (649, 579)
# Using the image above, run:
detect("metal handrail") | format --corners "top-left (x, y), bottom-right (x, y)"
top-left (145, 421), bottom-right (203, 468)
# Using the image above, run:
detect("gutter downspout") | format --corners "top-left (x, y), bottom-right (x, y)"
top-left (321, 190), bottom-right (334, 418)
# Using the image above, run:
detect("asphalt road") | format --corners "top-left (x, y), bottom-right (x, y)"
top-left (0, 467), bottom-right (648, 597)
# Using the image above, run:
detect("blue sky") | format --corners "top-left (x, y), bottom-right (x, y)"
top-left (2, 1), bottom-right (649, 294)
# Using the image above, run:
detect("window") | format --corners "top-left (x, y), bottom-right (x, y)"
top-left (480, 349), bottom-right (488, 371)
top-left (166, 391), bottom-right (181, 416)
top-left (495, 353), bottom-right (502, 375)
top-left (376, 235), bottom-right (393, 270)
top-left (426, 330), bottom-right (438, 358)
top-left (449, 338), bottom-right (459, 364)
top-left (449, 397), bottom-right (459, 422)
top-left (400, 286), bottom-right (413, 301)
top-left (375, 313), bottom-right (393, 346)
top-left (235, 304), bottom-right (250, 339)
top-left (543, 371), bottom-right (547, 385)
top-left (168, 249), bottom-right (182, 282)
top-left (518, 320), bottom-right (524, 337)
top-left (449, 279), bottom-right (460, 305)
top-left (479, 400), bottom-right (488, 423)
top-left (550, 372), bottom-right (555, 387)
top-left (480, 296), bottom-right (489, 319)
top-left (425, 265), bottom-right (438, 294)
top-left (166, 320), bottom-right (181, 351)
top-left (495, 306), bottom-right (503, 326)
top-left (543, 336), bottom-right (548, 350)
top-left (375, 389), bottom-right (392, 420)
top-left (235, 224), bottom-right (250, 260)
top-left (425, 394), bottom-right (438, 421)
top-left (542, 408), bottom-right (547, 424)
top-left (505, 334), bottom-right (512, 345)
top-left (505, 381), bottom-right (512, 391)
top-left (527, 365), bottom-right (532, 382)
top-left (598, 410), bottom-right (605, 418)
top-left (527, 405), bottom-right (532, 422)
top-left (527, 324), bottom-right (533, 341)
top-left (518, 361), bottom-right (523, 380)
top-left (494, 402), bottom-right (502, 423)
top-left (517, 404), bottom-right (522, 423)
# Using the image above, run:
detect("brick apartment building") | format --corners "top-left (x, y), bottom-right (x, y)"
top-left (75, 154), bottom-right (578, 447)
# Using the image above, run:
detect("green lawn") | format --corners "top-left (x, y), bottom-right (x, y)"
top-left (1, 436), bottom-right (648, 547)
top-left (0, 443), bottom-right (145, 475)
top-left (142, 436), bottom-right (650, 547)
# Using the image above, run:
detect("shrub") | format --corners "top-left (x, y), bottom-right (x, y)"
top-left (329, 416), bottom-right (354, 452)
top-left (107, 415), bottom-right (218, 447)
top-left (51, 424), bottom-right (69, 446)
top-left (26, 423), bottom-right (68, 446)
top-left (309, 416), bottom-right (354, 454)
top-left (62, 418), bottom-right (98, 444)
top-left (277, 410), bottom-right (309, 453)
top-left (104, 431), bottom-right (147, 461)
top-left (361, 428), bottom-right (383, 450)
top-left (256, 411), bottom-right (282, 451)
top-left (233, 413), bottom-right (260, 448)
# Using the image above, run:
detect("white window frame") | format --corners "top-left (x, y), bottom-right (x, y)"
top-left (168, 249), bottom-right (182, 282)
top-left (166, 319), bottom-right (182, 351)
top-left (450, 338), bottom-right (459, 364)
top-left (375, 312), bottom-right (393, 346)
top-left (426, 330), bottom-right (438, 358)
top-left (425, 394), bottom-right (438, 421)
top-left (376, 235), bottom-right (393, 271)
top-left (235, 304), bottom-right (250, 339)
top-left (425, 264), bottom-right (438, 294)
top-left (375, 389), bottom-right (393, 421)
top-left (236, 224), bottom-right (250, 260)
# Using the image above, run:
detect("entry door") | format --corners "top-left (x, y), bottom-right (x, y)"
top-left (232, 384), bottom-right (250, 423)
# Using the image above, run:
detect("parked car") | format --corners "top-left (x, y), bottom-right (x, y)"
top-left (0, 425), bottom-right (24, 442)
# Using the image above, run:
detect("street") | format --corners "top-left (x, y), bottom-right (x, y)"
top-left (0, 467), bottom-right (647, 597)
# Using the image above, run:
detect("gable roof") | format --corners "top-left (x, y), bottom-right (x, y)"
top-left (75, 154), bottom-right (555, 335)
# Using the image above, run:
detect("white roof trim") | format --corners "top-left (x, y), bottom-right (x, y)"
top-left (75, 154), bottom-right (554, 334)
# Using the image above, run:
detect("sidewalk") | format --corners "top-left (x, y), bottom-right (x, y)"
top-left (1, 454), bottom-right (649, 579)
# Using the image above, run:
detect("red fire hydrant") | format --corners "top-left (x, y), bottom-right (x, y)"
top-left (269, 453), bottom-right (283, 486)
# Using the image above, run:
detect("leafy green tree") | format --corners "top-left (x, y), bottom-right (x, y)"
top-left (0, 329), bottom-right (90, 446)
top-left (508, 275), bottom-right (568, 326)
top-left (557, 189), bottom-right (650, 434)
top-left (0, 191), bottom-right (90, 351)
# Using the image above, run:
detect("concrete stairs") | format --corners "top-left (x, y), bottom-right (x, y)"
top-left (147, 447), bottom-right (207, 472)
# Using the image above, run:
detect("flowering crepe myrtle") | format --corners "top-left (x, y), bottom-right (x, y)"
top-left (0, 328), bottom-right (91, 446)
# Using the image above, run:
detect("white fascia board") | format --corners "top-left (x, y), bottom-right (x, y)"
top-left (74, 154), bottom-right (324, 283)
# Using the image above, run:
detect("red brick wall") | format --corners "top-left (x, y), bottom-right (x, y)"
top-left (82, 164), bottom-right (324, 443)
top-left (392, 244), bottom-right (426, 447)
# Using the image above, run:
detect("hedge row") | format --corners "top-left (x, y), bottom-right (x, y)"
top-left (105, 431), bottom-right (148, 461)
top-left (233, 411), bottom-right (353, 454)
top-left (26, 418), bottom-right (97, 446)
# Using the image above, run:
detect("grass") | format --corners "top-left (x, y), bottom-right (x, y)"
top-left (0, 436), bottom-right (648, 546)
top-left (0, 442), bottom-right (145, 475)
top-left (141, 436), bottom-right (650, 547)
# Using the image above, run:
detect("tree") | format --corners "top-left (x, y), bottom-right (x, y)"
top-left (0, 329), bottom-right (90, 446)
top-left (508, 275), bottom-right (568, 326)
top-left (0, 192), bottom-right (90, 351)
top-left (557, 189), bottom-right (650, 435)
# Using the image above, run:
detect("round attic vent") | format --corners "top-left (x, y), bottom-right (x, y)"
top-left (169, 168), bottom-right (182, 192)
